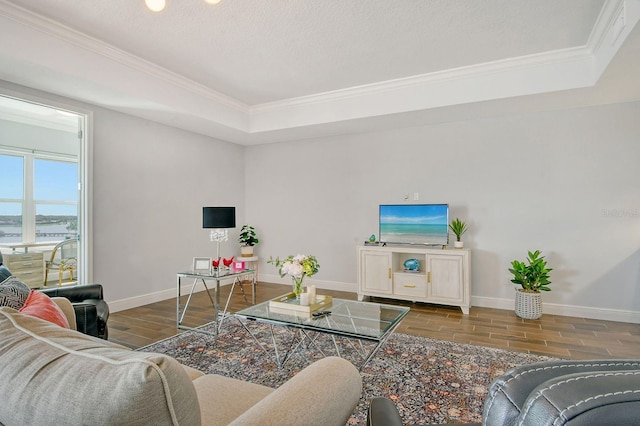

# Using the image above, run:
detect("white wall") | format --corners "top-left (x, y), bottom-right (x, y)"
top-left (4, 79), bottom-right (639, 322)
top-left (0, 80), bottom-right (246, 309)
top-left (246, 100), bottom-right (640, 322)
top-left (0, 120), bottom-right (78, 155)
top-left (92, 109), bottom-right (246, 305)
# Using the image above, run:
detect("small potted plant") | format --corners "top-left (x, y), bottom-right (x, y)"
top-left (509, 250), bottom-right (552, 319)
top-left (449, 218), bottom-right (468, 248)
top-left (238, 225), bottom-right (259, 257)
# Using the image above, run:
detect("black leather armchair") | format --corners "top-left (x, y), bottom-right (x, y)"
top-left (367, 397), bottom-right (404, 426)
top-left (368, 359), bottom-right (640, 426)
top-left (39, 284), bottom-right (109, 340)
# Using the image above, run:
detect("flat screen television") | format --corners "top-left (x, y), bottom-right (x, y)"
top-left (379, 204), bottom-right (449, 246)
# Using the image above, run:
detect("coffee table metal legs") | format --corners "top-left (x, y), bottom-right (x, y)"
top-left (235, 317), bottom-right (317, 368)
top-left (359, 321), bottom-right (401, 369)
top-left (234, 315), bottom-right (398, 371)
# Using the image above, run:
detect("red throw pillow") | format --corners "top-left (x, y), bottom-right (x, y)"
top-left (19, 290), bottom-right (70, 329)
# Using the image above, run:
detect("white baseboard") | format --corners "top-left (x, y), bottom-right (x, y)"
top-left (109, 276), bottom-right (357, 313)
top-left (472, 296), bottom-right (640, 324)
top-left (110, 279), bottom-right (640, 324)
top-left (109, 281), bottom-right (214, 313)
top-left (471, 296), bottom-right (515, 311)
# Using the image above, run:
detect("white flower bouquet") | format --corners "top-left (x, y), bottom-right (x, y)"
top-left (268, 254), bottom-right (320, 297)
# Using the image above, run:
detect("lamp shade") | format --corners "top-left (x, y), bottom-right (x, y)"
top-left (203, 207), bottom-right (236, 229)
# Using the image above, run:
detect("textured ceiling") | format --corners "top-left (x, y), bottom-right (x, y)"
top-left (4, 0), bottom-right (605, 105)
top-left (1, 0), bottom-right (639, 145)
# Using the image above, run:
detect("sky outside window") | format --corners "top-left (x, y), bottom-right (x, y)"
top-left (0, 154), bottom-right (24, 201)
top-left (34, 158), bottom-right (78, 216)
top-left (0, 154), bottom-right (77, 216)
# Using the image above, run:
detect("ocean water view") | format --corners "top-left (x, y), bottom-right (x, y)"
top-left (0, 224), bottom-right (75, 244)
top-left (380, 223), bottom-right (448, 244)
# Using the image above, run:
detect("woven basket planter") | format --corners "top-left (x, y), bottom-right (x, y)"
top-left (515, 290), bottom-right (542, 319)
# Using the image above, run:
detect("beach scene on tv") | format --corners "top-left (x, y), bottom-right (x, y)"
top-left (379, 204), bottom-right (449, 245)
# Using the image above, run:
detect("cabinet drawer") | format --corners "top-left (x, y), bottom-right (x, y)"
top-left (4, 252), bottom-right (44, 288)
top-left (4, 253), bottom-right (43, 261)
top-left (13, 272), bottom-right (43, 288)
top-left (6, 260), bottom-right (42, 271)
top-left (393, 273), bottom-right (427, 298)
top-left (5, 253), bottom-right (44, 270)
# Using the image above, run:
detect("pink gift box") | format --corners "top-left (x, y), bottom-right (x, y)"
top-left (233, 261), bottom-right (245, 272)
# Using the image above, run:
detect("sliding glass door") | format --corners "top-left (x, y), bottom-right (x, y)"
top-left (0, 94), bottom-right (89, 286)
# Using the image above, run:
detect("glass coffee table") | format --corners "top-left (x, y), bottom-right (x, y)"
top-left (234, 297), bottom-right (409, 370)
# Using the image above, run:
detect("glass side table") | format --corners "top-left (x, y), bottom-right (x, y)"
top-left (176, 268), bottom-right (256, 335)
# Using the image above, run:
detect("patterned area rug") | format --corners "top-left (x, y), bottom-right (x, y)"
top-left (139, 320), bottom-right (557, 425)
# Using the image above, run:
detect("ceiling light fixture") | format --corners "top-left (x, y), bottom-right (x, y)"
top-left (145, 0), bottom-right (221, 12)
top-left (145, 0), bottom-right (166, 12)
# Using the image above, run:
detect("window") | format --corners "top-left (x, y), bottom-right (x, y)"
top-left (0, 93), bottom-right (89, 285)
top-left (34, 158), bottom-right (78, 242)
top-left (0, 154), bottom-right (23, 241)
top-left (0, 152), bottom-right (78, 244)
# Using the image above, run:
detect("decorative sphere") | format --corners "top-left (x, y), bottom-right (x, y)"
top-left (369, 234), bottom-right (376, 242)
top-left (403, 258), bottom-right (420, 271)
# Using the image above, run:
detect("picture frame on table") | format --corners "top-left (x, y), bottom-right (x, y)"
top-left (233, 260), bottom-right (245, 272)
top-left (193, 257), bottom-right (212, 273)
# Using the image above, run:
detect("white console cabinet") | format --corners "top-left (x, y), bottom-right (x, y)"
top-left (357, 245), bottom-right (471, 314)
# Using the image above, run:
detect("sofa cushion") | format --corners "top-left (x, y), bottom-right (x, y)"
top-left (0, 275), bottom-right (30, 310)
top-left (193, 374), bottom-right (274, 425)
top-left (0, 308), bottom-right (201, 425)
top-left (19, 290), bottom-right (70, 329)
top-left (51, 296), bottom-right (77, 330)
top-left (182, 363), bottom-right (206, 381)
top-left (229, 356), bottom-right (363, 426)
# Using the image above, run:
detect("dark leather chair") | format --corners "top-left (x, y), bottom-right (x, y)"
top-left (367, 359), bottom-right (640, 425)
top-left (40, 284), bottom-right (109, 340)
top-left (367, 397), bottom-right (404, 426)
top-left (0, 253), bottom-right (11, 282)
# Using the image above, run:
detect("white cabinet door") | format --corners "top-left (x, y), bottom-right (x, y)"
top-left (360, 250), bottom-right (392, 295)
top-left (427, 254), bottom-right (464, 303)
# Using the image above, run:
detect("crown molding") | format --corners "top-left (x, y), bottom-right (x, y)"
top-left (250, 0), bottom-right (639, 133)
top-left (252, 0), bottom-right (630, 112)
top-left (252, 46), bottom-right (592, 112)
top-left (590, 0), bottom-right (640, 77)
top-left (248, 47), bottom-right (599, 133)
top-left (0, 0), bottom-right (638, 144)
top-left (0, 0), bottom-right (248, 114)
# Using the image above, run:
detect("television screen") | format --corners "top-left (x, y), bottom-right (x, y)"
top-left (379, 204), bottom-right (449, 245)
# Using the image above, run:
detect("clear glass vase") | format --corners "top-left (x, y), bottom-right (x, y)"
top-left (292, 276), bottom-right (304, 299)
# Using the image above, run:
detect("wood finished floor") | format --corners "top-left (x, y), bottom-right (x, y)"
top-left (108, 282), bottom-right (640, 360)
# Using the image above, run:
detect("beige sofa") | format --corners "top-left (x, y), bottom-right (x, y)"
top-left (0, 299), bottom-right (363, 425)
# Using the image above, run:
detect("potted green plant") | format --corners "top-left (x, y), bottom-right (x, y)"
top-left (509, 250), bottom-right (552, 319)
top-left (238, 225), bottom-right (259, 257)
top-left (449, 218), bottom-right (468, 248)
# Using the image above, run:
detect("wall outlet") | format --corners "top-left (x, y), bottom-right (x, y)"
top-left (413, 192), bottom-right (419, 200)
